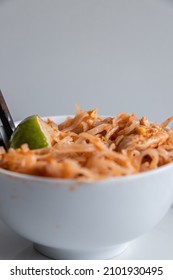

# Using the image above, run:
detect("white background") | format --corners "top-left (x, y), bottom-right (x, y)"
top-left (0, 0), bottom-right (173, 121)
top-left (1, 0), bottom-right (173, 260)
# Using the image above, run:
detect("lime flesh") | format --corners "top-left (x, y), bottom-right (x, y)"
top-left (10, 115), bottom-right (51, 149)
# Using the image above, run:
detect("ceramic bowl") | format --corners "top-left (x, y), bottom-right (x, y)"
top-left (0, 116), bottom-right (173, 259)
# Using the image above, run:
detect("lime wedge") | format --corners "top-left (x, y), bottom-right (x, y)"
top-left (10, 115), bottom-right (51, 149)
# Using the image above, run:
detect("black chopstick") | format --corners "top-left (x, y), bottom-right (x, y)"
top-left (0, 90), bottom-right (15, 141)
top-left (0, 130), bottom-right (5, 148)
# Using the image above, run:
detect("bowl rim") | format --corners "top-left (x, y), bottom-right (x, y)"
top-left (1, 160), bottom-right (173, 185)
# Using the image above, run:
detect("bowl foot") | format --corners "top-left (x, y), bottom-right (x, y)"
top-left (34, 242), bottom-right (129, 260)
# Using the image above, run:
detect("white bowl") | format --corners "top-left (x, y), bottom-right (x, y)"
top-left (0, 116), bottom-right (173, 260)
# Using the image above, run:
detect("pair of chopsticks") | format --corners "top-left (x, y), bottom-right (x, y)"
top-left (0, 90), bottom-right (15, 149)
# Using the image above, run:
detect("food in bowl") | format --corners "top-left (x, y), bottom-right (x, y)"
top-left (0, 106), bottom-right (173, 180)
top-left (0, 109), bottom-right (173, 260)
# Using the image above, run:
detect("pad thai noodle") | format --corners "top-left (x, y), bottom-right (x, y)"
top-left (1, 106), bottom-right (173, 180)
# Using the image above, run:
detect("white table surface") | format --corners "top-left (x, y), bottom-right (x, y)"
top-left (0, 206), bottom-right (173, 260)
